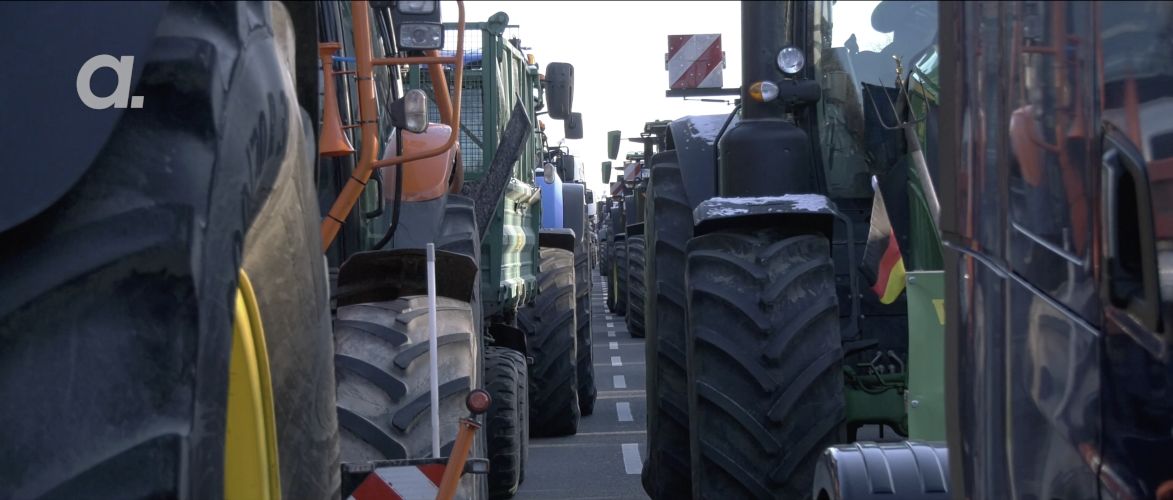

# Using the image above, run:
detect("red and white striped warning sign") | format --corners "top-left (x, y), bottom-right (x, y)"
top-left (667, 34), bottom-right (724, 89)
top-left (347, 464), bottom-right (446, 500)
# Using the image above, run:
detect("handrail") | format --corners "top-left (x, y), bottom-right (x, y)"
top-left (321, 0), bottom-right (466, 251)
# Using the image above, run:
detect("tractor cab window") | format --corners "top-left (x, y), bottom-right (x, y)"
top-left (811, 0), bottom-right (938, 199)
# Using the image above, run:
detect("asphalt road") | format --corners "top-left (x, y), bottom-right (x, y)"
top-left (514, 270), bottom-right (652, 500)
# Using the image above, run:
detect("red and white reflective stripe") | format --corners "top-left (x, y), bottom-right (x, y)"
top-left (348, 464), bottom-right (446, 500)
top-left (667, 34), bottom-right (723, 89)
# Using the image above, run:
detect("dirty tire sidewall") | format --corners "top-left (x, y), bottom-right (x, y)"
top-left (626, 235), bottom-right (647, 338)
top-left (574, 244), bottom-right (597, 415)
top-left (642, 153), bottom-right (693, 500)
top-left (484, 346), bottom-right (523, 498)
top-left (686, 228), bottom-right (846, 500)
top-left (520, 247), bottom-right (581, 437)
top-left (0, 3), bottom-right (320, 498)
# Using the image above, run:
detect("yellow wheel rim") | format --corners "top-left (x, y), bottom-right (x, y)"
top-left (225, 270), bottom-right (282, 500)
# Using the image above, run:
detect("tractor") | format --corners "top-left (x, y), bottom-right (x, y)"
top-left (618, 121), bottom-right (673, 341)
top-left (534, 125), bottom-right (599, 417)
top-left (398, 11), bottom-right (588, 493)
top-left (0, 2), bottom-right (571, 499)
top-left (602, 151), bottom-right (645, 326)
top-left (638, 1), bottom-right (943, 499)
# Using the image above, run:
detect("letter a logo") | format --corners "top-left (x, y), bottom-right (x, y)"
top-left (77, 55), bottom-right (144, 109)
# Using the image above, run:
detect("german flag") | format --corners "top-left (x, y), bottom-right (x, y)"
top-left (860, 181), bottom-right (906, 304)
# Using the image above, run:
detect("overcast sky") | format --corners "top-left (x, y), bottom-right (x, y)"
top-left (439, 1), bottom-right (885, 195)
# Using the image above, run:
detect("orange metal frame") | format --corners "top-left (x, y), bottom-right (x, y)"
top-left (319, 0), bottom-right (466, 251)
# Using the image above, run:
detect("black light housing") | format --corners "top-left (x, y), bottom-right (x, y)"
top-left (390, 1), bottom-right (443, 50)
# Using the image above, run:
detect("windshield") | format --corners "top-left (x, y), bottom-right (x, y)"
top-left (812, 0), bottom-right (938, 199)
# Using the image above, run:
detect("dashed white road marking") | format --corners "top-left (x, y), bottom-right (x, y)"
top-left (616, 402), bottom-right (633, 422)
top-left (613, 375), bottom-right (626, 389)
top-left (622, 444), bottom-right (642, 474)
top-left (607, 331), bottom-right (616, 337)
top-left (606, 315), bottom-right (614, 320)
top-left (607, 322), bottom-right (614, 328)
top-left (609, 342), bottom-right (619, 350)
top-left (611, 356), bottom-right (622, 366)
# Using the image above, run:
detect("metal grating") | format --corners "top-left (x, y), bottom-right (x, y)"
top-left (416, 28), bottom-right (486, 175)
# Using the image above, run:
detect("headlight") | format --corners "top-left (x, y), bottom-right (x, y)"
top-left (403, 89), bottom-right (429, 133)
top-left (777, 46), bottom-right (805, 75)
top-left (397, 1), bottom-right (436, 14)
top-left (399, 23), bottom-right (443, 50)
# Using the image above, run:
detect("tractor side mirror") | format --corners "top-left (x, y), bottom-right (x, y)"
top-left (602, 161), bottom-right (612, 184)
top-left (545, 62), bottom-right (574, 120)
top-left (559, 154), bottom-right (577, 182)
top-left (564, 112), bottom-right (584, 140)
top-left (607, 130), bottom-right (621, 160)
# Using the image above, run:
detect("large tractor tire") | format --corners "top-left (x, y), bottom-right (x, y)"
top-left (515, 346), bottom-right (530, 485)
top-left (613, 238), bottom-right (628, 315)
top-left (334, 296), bottom-right (479, 460)
top-left (484, 346), bottom-right (525, 499)
top-left (686, 228), bottom-right (845, 500)
top-left (0, 3), bottom-right (339, 499)
top-left (335, 193), bottom-right (487, 498)
top-left (626, 235), bottom-right (647, 338)
top-left (519, 247), bottom-right (581, 437)
top-left (642, 153), bottom-right (693, 500)
top-left (575, 245), bottom-right (598, 415)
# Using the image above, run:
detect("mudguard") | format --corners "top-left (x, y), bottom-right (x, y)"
top-left (626, 222), bottom-right (644, 238)
top-left (609, 206), bottom-right (624, 237)
top-left (812, 441), bottom-right (951, 500)
top-left (561, 183), bottom-right (587, 248)
top-left (665, 114), bottom-right (738, 211)
top-left (693, 194), bottom-right (836, 239)
top-left (0, 1), bottom-right (169, 234)
top-left (539, 167), bottom-right (565, 229)
top-left (488, 323), bottom-right (528, 360)
top-left (538, 228), bottom-right (576, 254)
top-left (334, 248), bottom-right (479, 307)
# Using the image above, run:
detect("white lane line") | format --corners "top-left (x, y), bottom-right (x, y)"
top-left (607, 322), bottom-right (614, 328)
top-left (616, 402), bottom-right (633, 422)
top-left (606, 315), bottom-right (613, 320)
top-left (609, 342), bottom-right (619, 350)
top-left (613, 375), bottom-right (626, 388)
top-left (622, 444), bottom-right (642, 474)
top-left (611, 356), bottom-right (622, 366)
top-left (597, 390), bottom-right (646, 399)
top-left (608, 331), bottom-right (616, 337)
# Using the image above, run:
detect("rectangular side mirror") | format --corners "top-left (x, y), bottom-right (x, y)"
top-left (607, 130), bottom-right (621, 160)
top-left (564, 112), bottom-right (584, 140)
top-left (602, 161), bottom-right (612, 184)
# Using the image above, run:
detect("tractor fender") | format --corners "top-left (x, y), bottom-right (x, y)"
top-left (693, 194), bottom-right (836, 240)
top-left (625, 222), bottom-right (644, 238)
top-left (666, 114), bottom-right (738, 210)
top-left (538, 228), bottom-right (576, 254)
top-left (334, 248), bottom-right (479, 307)
top-left (561, 183), bottom-right (587, 248)
top-left (812, 441), bottom-right (951, 500)
top-left (539, 166), bottom-right (565, 229)
top-left (488, 323), bottom-right (528, 360)
top-left (609, 205), bottom-right (624, 237)
top-left (0, 1), bottom-right (169, 234)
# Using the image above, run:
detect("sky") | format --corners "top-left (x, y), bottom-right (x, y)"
top-left (438, 1), bottom-right (885, 195)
